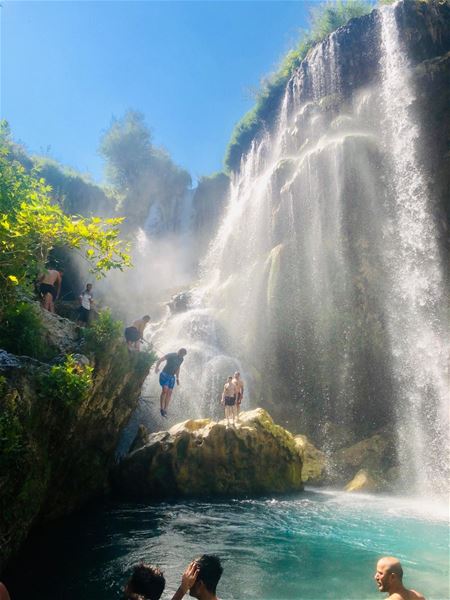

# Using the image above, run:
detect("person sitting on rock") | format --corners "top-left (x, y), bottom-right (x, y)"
top-left (124, 315), bottom-right (151, 351)
top-left (374, 556), bottom-right (426, 599)
top-left (221, 376), bottom-right (237, 426)
top-left (172, 555), bottom-right (223, 600)
top-left (124, 562), bottom-right (165, 600)
top-left (155, 348), bottom-right (187, 417)
top-left (231, 371), bottom-right (244, 419)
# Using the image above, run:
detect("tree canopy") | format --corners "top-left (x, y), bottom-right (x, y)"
top-left (99, 110), bottom-right (191, 227)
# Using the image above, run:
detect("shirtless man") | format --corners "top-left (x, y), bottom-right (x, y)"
top-left (221, 375), bottom-right (237, 426)
top-left (232, 371), bottom-right (244, 419)
top-left (124, 315), bottom-right (151, 351)
top-left (38, 268), bottom-right (63, 313)
top-left (374, 557), bottom-right (426, 600)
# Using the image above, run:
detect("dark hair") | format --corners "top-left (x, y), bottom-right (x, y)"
top-left (142, 315), bottom-right (151, 321)
top-left (194, 555), bottom-right (223, 594)
top-left (178, 348), bottom-right (187, 355)
top-left (125, 563), bottom-right (165, 600)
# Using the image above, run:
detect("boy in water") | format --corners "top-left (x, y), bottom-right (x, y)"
top-left (221, 375), bottom-right (237, 426)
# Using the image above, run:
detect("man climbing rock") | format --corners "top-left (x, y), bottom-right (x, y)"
top-left (38, 267), bottom-right (63, 313)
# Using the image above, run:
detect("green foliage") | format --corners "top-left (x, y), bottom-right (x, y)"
top-left (0, 121), bottom-right (131, 310)
top-left (42, 355), bottom-right (93, 408)
top-left (0, 301), bottom-right (52, 359)
top-left (33, 157), bottom-right (116, 217)
top-left (131, 348), bottom-right (158, 376)
top-left (83, 308), bottom-right (122, 357)
top-left (224, 0), bottom-right (373, 171)
top-left (0, 394), bottom-right (25, 470)
top-left (99, 111), bottom-right (191, 226)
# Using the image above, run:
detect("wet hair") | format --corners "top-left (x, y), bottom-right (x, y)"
top-left (234, 371), bottom-right (240, 377)
top-left (125, 563), bottom-right (165, 600)
top-left (227, 376), bottom-right (233, 380)
top-left (142, 315), bottom-right (151, 322)
top-left (194, 555), bottom-right (223, 594)
top-left (86, 283), bottom-right (93, 289)
top-left (178, 348), bottom-right (187, 356)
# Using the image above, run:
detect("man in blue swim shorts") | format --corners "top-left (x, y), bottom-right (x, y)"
top-left (155, 348), bottom-right (187, 417)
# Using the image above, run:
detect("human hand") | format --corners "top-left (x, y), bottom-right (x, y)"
top-left (176, 378), bottom-right (180, 386)
top-left (180, 561), bottom-right (199, 593)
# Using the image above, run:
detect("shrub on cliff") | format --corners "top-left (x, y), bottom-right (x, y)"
top-left (0, 302), bottom-right (53, 360)
top-left (40, 355), bottom-right (93, 409)
top-left (224, 0), bottom-right (373, 172)
top-left (83, 308), bottom-right (123, 358)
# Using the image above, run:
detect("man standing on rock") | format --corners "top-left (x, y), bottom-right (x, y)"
top-left (38, 267), bottom-right (63, 313)
top-left (172, 555), bottom-right (223, 600)
top-left (374, 556), bottom-right (426, 600)
top-left (232, 371), bottom-right (244, 419)
top-left (155, 348), bottom-right (187, 417)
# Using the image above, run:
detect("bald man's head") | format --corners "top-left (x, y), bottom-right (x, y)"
top-left (375, 557), bottom-right (403, 593)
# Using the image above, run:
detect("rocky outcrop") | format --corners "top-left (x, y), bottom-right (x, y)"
top-left (0, 310), bottom-right (154, 571)
top-left (112, 408), bottom-right (303, 499)
top-left (294, 435), bottom-right (326, 485)
top-left (326, 431), bottom-right (397, 492)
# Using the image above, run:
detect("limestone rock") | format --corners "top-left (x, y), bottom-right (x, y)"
top-left (344, 469), bottom-right (380, 493)
top-left (38, 304), bottom-right (79, 355)
top-left (112, 408), bottom-right (304, 499)
top-left (329, 431), bottom-right (396, 491)
top-left (294, 435), bottom-right (326, 484)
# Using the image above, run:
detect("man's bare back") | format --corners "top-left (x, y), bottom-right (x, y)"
top-left (40, 269), bottom-right (61, 286)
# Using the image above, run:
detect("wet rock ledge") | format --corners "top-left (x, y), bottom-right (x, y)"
top-left (112, 409), bottom-right (304, 498)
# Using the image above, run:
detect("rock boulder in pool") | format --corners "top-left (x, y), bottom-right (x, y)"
top-left (112, 408), bottom-right (303, 498)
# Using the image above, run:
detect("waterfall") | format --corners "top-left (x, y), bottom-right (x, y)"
top-left (378, 6), bottom-right (449, 493)
top-left (137, 3), bottom-right (448, 495)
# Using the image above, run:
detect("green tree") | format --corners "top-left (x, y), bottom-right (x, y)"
top-left (99, 110), bottom-right (191, 227)
top-left (0, 121), bottom-right (131, 310)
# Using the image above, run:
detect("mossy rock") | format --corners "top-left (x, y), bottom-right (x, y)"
top-left (112, 408), bottom-right (304, 499)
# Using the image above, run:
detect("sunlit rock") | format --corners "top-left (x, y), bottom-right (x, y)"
top-left (112, 408), bottom-right (304, 498)
top-left (344, 468), bottom-right (379, 493)
top-left (294, 435), bottom-right (326, 484)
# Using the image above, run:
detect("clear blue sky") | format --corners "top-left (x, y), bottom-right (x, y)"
top-left (2, 1), bottom-right (310, 183)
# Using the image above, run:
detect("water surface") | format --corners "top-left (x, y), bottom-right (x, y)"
top-left (6, 489), bottom-right (448, 599)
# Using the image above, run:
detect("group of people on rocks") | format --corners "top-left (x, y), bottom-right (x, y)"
top-left (119, 555), bottom-right (426, 600)
top-left (38, 267), bottom-right (95, 327)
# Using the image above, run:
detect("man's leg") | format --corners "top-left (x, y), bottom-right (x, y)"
top-left (163, 388), bottom-right (173, 412)
top-left (160, 386), bottom-right (168, 415)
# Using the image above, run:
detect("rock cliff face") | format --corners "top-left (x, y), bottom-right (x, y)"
top-left (112, 409), bottom-right (303, 498)
top-left (0, 311), bottom-right (153, 571)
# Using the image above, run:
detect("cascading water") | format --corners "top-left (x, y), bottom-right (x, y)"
top-left (378, 6), bottom-right (449, 493)
top-left (139, 3), bottom-right (448, 495)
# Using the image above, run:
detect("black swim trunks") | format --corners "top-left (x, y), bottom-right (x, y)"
top-left (39, 283), bottom-right (56, 300)
top-left (224, 396), bottom-right (236, 406)
top-left (78, 306), bottom-right (90, 323)
top-left (124, 326), bottom-right (140, 342)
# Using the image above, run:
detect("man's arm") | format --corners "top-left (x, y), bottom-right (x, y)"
top-left (175, 366), bottom-right (181, 385)
top-left (171, 562), bottom-right (199, 600)
top-left (154, 355), bottom-right (167, 373)
top-left (55, 272), bottom-right (62, 299)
